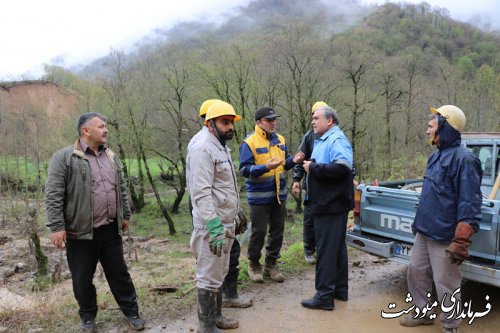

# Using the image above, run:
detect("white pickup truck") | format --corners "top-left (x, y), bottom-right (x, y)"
top-left (347, 133), bottom-right (500, 287)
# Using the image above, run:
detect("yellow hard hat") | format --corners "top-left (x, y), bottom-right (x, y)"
top-left (312, 101), bottom-right (328, 113)
top-left (205, 101), bottom-right (241, 124)
top-left (199, 99), bottom-right (221, 118)
top-left (430, 105), bottom-right (466, 132)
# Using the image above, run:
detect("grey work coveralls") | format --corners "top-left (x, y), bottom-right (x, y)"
top-left (186, 128), bottom-right (239, 291)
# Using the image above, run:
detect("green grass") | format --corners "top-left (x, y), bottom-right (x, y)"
top-left (0, 155), bottom-right (176, 196)
top-left (0, 156), bottom-right (47, 194)
top-left (126, 157), bottom-right (170, 178)
top-left (130, 196), bottom-right (194, 242)
top-left (0, 155), bottom-right (47, 180)
top-left (0, 155), bottom-right (175, 182)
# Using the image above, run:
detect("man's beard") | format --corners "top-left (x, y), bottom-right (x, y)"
top-left (216, 127), bottom-right (234, 142)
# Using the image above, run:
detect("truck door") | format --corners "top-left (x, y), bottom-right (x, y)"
top-left (358, 185), bottom-right (420, 245)
top-left (471, 199), bottom-right (500, 265)
top-left (466, 143), bottom-right (500, 263)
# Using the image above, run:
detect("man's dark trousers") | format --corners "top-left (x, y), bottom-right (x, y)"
top-left (248, 202), bottom-right (286, 264)
top-left (222, 238), bottom-right (241, 296)
top-left (314, 212), bottom-right (348, 300)
top-left (302, 203), bottom-right (315, 256)
top-left (66, 222), bottom-right (139, 321)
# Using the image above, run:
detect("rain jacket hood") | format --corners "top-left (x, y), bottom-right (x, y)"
top-left (436, 116), bottom-right (461, 150)
top-left (413, 120), bottom-right (482, 243)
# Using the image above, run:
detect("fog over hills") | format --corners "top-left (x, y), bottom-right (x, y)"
top-left (77, 0), bottom-right (373, 78)
top-left (2, 0), bottom-right (498, 81)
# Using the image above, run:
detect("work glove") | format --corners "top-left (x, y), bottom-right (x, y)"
top-left (445, 222), bottom-right (475, 265)
top-left (235, 208), bottom-right (248, 235)
top-left (206, 217), bottom-right (235, 256)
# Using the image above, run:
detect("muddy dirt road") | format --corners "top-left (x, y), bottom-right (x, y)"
top-left (3, 228), bottom-right (497, 333)
top-left (132, 250), bottom-right (500, 333)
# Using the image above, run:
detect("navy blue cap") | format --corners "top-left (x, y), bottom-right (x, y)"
top-left (255, 107), bottom-right (280, 120)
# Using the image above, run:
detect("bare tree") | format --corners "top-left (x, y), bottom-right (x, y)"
top-left (375, 62), bottom-right (405, 179)
top-left (102, 51), bottom-right (146, 213)
top-left (398, 47), bottom-right (429, 150)
top-left (273, 24), bottom-right (336, 143)
top-left (104, 51), bottom-right (176, 234)
top-left (268, 23), bottom-right (336, 211)
top-left (2, 103), bottom-right (49, 281)
top-left (155, 64), bottom-right (190, 214)
top-left (198, 42), bottom-right (258, 141)
top-left (334, 39), bottom-right (377, 180)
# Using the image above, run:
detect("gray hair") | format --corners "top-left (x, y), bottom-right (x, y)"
top-left (316, 106), bottom-right (339, 125)
top-left (428, 113), bottom-right (438, 121)
top-left (77, 112), bottom-right (107, 136)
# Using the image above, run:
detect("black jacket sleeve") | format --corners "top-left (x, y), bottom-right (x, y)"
top-left (309, 161), bottom-right (352, 180)
top-left (293, 130), bottom-right (315, 182)
top-left (308, 161), bottom-right (354, 214)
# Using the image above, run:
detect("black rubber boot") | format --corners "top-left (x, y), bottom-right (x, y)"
top-left (222, 240), bottom-right (240, 297)
top-left (215, 290), bottom-right (239, 329)
top-left (221, 278), bottom-right (237, 301)
top-left (222, 277), bottom-right (252, 308)
top-left (197, 289), bottom-right (223, 333)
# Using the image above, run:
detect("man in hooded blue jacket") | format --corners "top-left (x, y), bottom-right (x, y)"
top-left (400, 105), bottom-right (482, 333)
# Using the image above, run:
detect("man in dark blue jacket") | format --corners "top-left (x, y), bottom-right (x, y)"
top-left (292, 101), bottom-right (328, 264)
top-left (300, 106), bottom-right (354, 311)
top-left (400, 105), bottom-right (482, 333)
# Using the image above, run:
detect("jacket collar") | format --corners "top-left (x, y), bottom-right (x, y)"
top-left (73, 139), bottom-right (85, 158)
top-left (73, 139), bottom-right (114, 160)
top-left (318, 125), bottom-right (338, 141)
top-left (254, 124), bottom-right (280, 145)
top-left (206, 128), bottom-right (229, 151)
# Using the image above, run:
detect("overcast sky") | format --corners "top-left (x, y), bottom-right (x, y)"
top-left (1, 0), bottom-right (498, 81)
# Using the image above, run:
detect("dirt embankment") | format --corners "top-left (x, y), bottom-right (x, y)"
top-left (0, 81), bottom-right (79, 158)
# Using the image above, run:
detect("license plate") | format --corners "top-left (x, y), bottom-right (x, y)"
top-left (395, 244), bottom-right (412, 256)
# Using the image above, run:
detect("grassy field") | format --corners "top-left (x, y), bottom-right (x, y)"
top-left (126, 157), bottom-right (166, 179)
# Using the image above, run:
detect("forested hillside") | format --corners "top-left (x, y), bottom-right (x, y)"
top-left (15, 0), bottom-right (500, 196)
